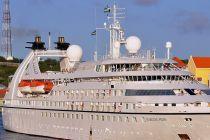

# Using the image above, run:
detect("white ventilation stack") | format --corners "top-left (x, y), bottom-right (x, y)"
top-left (165, 41), bottom-right (172, 60)
top-left (112, 41), bottom-right (121, 59)
top-left (125, 36), bottom-right (141, 55)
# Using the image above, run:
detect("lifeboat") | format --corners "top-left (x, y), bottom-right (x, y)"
top-left (30, 80), bottom-right (53, 94)
top-left (18, 80), bottom-right (32, 93)
top-left (30, 80), bottom-right (45, 93)
top-left (44, 81), bottom-right (53, 93)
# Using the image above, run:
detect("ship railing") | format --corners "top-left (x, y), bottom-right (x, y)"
top-left (97, 49), bottom-right (157, 61)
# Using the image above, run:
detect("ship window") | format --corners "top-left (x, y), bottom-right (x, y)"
top-left (107, 116), bottom-right (111, 121)
top-left (119, 116), bottom-right (122, 122)
top-left (163, 103), bottom-right (168, 106)
top-left (113, 116), bottom-right (116, 122)
top-left (133, 117), bottom-right (137, 123)
top-left (126, 117), bottom-right (129, 122)
top-left (172, 103), bottom-right (176, 106)
top-left (133, 104), bottom-right (136, 109)
top-left (62, 113), bottom-right (65, 118)
top-left (114, 90), bottom-right (117, 96)
top-left (125, 90), bottom-right (175, 96)
top-left (126, 104), bottom-right (129, 109)
top-left (133, 76), bottom-right (137, 81)
top-left (184, 118), bottom-right (192, 121)
top-left (178, 134), bottom-right (190, 140)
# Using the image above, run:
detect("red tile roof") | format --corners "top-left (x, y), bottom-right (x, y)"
top-left (192, 57), bottom-right (210, 68)
top-left (172, 57), bottom-right (187, 68)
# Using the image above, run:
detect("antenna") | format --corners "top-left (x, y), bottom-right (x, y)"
top-left (48, 32), bottom-right (51, 50)
top-left (1, 0), bottom-right (13, 60)
top-left (106, 4), bottom-right (126, 58)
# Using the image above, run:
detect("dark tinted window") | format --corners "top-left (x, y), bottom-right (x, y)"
top-left (125, 90), bottom-right (175, 96)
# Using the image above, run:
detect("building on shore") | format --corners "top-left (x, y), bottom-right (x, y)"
top-left (188, 56), bottom-right (210, 87)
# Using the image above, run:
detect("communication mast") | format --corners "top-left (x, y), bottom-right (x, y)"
top-left (1, 0), bottom-right (13, 60)
top-left (106, 4), bottom-right (126, 58)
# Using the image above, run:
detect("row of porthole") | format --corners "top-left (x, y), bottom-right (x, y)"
top-left (41, 112), bottom-right (138, 123)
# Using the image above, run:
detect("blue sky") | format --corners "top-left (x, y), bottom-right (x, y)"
top-left (1, 0), bottom-right (210, 60)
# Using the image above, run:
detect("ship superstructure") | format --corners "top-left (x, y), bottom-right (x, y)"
top-left (2, 4), bottom-right (210, 140)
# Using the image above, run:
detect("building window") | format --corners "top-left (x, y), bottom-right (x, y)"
top-left (155, 103), bottom-right (159, 106)
top-left (197, 77), bottom-right (202, 81)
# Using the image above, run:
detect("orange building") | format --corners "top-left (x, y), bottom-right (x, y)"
top-left (188, 56), bottom-right (210, 87)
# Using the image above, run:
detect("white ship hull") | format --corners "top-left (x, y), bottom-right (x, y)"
top-left (3, 4), bottom-right (210, 140)
top-left (3, 107), bottom-right (210, 140)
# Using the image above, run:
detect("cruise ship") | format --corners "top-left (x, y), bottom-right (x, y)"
top-left (2, 4), bottom-right (210, 140)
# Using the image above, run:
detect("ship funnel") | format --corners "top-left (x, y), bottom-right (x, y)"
top-left (55, 36), bottom-right (70, 50)
top-left (35, 36), bottom-right (41, 43)
top-left (58, 37), bottom-right (65, 43)
top-left (26, 36), bottom-right (46, 50)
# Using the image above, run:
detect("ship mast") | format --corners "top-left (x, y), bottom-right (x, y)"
top-left (107, 4), bottom-right (126, 59)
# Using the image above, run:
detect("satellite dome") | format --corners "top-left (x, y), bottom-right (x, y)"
top-left (125, 36), bottom-right (141, 54)
top-left (166, 41), bottom-right (172, 49)
top-left (66, 45), bottom-right (83, 61)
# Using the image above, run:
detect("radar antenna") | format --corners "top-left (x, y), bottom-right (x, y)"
top-left (105, 4), bottom-right (126, 58)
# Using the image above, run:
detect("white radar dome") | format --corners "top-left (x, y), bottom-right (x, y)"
top-left (67, 45), bottom-right (83, 61)
top-left (125, 36), bottom-right (141, 54)
top-left (166, 41), bottom-right (172, 49)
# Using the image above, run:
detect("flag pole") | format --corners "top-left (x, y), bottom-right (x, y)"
top-left (94, 7), bottom-right (98, 61)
